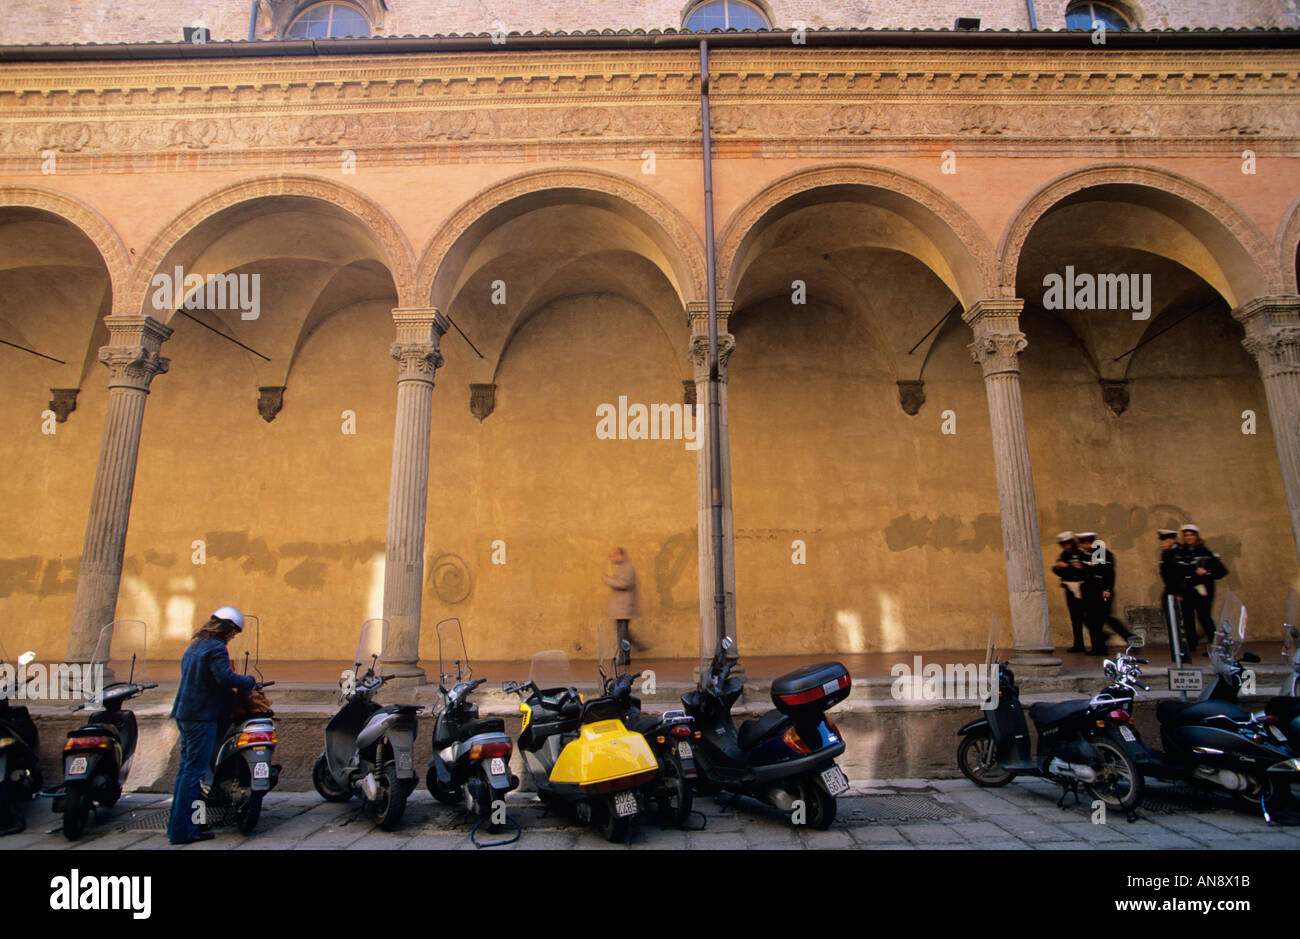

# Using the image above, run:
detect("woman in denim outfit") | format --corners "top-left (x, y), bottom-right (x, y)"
top-left (166, 606), bottom-right (256, 844)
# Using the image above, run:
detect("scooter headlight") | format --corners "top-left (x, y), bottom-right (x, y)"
top-left (1268, 758), bottom-right (1300, 773)
top-left (0, 737), bottom-right (13, 748)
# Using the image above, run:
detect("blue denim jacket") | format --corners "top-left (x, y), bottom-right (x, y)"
top-left (170, 638), bottom-right (257, 722)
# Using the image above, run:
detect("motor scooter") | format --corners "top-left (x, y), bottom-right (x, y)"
top-left (205, 614), bottom-right (280, 834)
top-left (681, 636), bottom-right (851, 829)
top-left (426, 618), bottom-right (518, 830)
top-left (312, 618), bottom-right (422, 830)
top-left (57, 621), bottom-right (156, 841)
top-left (0, 640), bottom-right (42, 835)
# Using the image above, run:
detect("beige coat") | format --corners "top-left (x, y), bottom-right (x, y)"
top-left (603, 559), bottom-right (641, 619)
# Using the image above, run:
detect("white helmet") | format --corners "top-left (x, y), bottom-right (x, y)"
top-left (211, 606), bottom-right (244, 632)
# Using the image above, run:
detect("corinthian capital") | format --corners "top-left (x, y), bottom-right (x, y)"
top-left (686, 299), bottom-right (736, 371)
top-left (390, 308), bottom-right (449, 383)
top-left (97, 315), bottom-right (173, 392)
top-left (963, 298), bottom-right (1027, 377)
top-left (1235, 296), bottom-right (1300, 380)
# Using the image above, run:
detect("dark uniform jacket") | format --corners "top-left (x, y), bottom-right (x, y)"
top-left (1081, 545), bottom-right (1116, 597)
top-left (1171, 543), bottom-right (1229, 596)
top-left (170, 638), bottom-right (256, 723)
top-left (1052, 547), bottom-right (1087, 597)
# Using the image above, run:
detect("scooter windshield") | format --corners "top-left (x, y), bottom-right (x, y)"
top-left (353, 618), bottom-right (389, 673)
top-left (596, 622), bottom-right (628, 681)
top-left (1210, 591), bottom-right (1247, 675)
top-left (88, 619), bottom-right (149, 704)
top-left (436, 617), bottom-right (469, 686)
top-left (528, 649), bottom-right (571, 691)
top-left (227, 613), bottom-right (261, 678)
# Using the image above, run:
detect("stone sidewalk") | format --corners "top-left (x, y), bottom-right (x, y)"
top-left (5, 778), bottom-right (1299, 850)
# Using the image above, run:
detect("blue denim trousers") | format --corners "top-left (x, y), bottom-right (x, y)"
top-left (167, 719), bottom-right (217, 844)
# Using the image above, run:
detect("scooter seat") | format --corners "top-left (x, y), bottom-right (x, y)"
top-left (1028, 700), bottom-right (1089, 726)
top-left (458, 718), bottom-right (505, 739)
top-left (738, 710), bottom-right (786, 750)
top-left (1265, 697), bottom-right (1300, 722)
top-left (1157, 699), bottom-right (1251, 726)
top-left (69, 723), bottom-right (118, 739)
top-left (631, 713), bottom-right (659, 735)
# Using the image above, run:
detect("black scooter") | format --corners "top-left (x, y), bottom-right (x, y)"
top-left (0, 644), bottom-right (42, 835)
top-left (426, 619), bottom-right (518, 830)
top-left (57, 622), bottom-right (155, 841)
top-left (1106, 646), bottom-right (1300, 823)
top-left (681, 636), bottom-right (850, 829)
top-left (957, 657), bottom-right (1144, 813)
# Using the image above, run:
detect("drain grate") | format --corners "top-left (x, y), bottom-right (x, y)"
top-left (837, 795), bottom-right (960, 823)
top-left (1139, 784), bottom-right (1231, 815)
top-left (115, 805), bottom-right (238, 832)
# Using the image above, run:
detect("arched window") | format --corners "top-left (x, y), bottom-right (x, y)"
top-left (1065, 2), bottom-right (1132, 31)
top-left (287, 2), bottom-right (371, 39)
top-left (683, 0), bottom-right (770, 32)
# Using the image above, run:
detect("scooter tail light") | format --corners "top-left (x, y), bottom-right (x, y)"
top-left (1259, 714), bottom-right (1279, 725)
top-left (469, 740), bottom-right (512, 760)
top-left (235, 730), bottom-right (277, 747)
top-left (64, 736), bottom-right (111, 750)
top-left (671, 724), bottom-right (692, 738)
top-left (782, 725), bottom-right (812, 755)
top-left (1108, 709), bottom-right (1131, 723)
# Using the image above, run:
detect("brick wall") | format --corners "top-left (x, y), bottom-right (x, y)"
top-left (1, 0), bottom-right (1296, 46)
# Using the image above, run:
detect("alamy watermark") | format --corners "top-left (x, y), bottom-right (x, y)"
top-left (890, 656), bottom-right (998, 704)
top-left (150, 266), bottom-right (261, 320)
top-left (1042, 266), bottom-right (1151, 320)
top-left (1, 655), bottom-right (104, 701)
top-left (595, 396), bottom-right (701, 450)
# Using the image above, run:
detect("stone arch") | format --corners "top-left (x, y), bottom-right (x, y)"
top-left (1277, 193), bottom-right (1300, 293)
top-left (0, 186), bottom-right (130, 303)
top-left (124, 174), bottom-right (418, 320)
top-left (716, 163), bottom-right (997, 307)
top-left (415, 167), bottom-right (708, 311)
top-left (997, 163), bottom-right (1281, 307)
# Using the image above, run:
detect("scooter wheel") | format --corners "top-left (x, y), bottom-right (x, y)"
top-left (957, 731), bottom-right (1015, 788)
top-left (426, 766), bottom-right (463, 806)
top-left (792, 775), bottom-right (837, 830)
top-left (1084, 738), bottom-right (1143, 813)
top-left (599, 797), bottom-right (631, 843)
top-left (375, 764), bottom-right (407, 831)
top-left (62, 782), bottom-right (92, 841)
top-left (656, 753), bottom-right (693, 828)
top-left (311, 753), bottom-right (352, 803)
top-left (236, 791), bottom-right (264, 835)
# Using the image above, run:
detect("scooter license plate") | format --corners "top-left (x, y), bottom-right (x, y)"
top-left (489, 757), bottom-right (506, 775)
top-left (677, 741), bottom-right (693, 760)
top-left (1118, 725), bottom-right (1136, 742)
top-left (252, 761), bottom-right (270, 780)
top-left (820, 766), bottom-right (849, 796)
top-left (613, 790), bottom-right (637, 818)
top-left (67, 756), bottom-right (87, 777)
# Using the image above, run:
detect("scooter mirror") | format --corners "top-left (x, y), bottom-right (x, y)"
top-left (722, 636), bottom-right (733, 651)
top-left (620, 639), bottom-right (631, 652)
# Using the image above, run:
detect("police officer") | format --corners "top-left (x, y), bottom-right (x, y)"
top-left (1172, 524), bottom-right (1229, 653)
top-left (1156, 529), bottom-right (1191, 664)
top-left (1077, 532), bottom-right (1135, 655)
top-left (1050, 531), bottom-right (1088, 653)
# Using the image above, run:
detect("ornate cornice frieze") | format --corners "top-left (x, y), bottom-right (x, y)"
top-left (1, 49), bottom-right (1297, 166)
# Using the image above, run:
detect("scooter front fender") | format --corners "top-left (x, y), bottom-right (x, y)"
top-left (958, 717), bottom-right (990, 737)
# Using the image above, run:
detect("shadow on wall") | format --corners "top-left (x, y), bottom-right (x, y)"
top-left (883, 502), bottom-right (1241, 572)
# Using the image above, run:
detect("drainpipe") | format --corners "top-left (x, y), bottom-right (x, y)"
top-left (1025, 0), bottom-right (1038, 29)
top-left (248, 1), bottom-right (258, 41)
top-left (699, 39), bottom-right (728, 649)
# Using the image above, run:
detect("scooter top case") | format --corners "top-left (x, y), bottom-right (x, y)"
top-left (771, 662), bottom-right (851, 717)
top-left (547, 718), bottom-right (658, 796)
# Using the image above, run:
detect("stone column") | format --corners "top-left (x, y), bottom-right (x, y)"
top-left (687, 300), bottom-right (739, 662)
top-left (65, 315), bottom-right (173, 662)
top-left (963, 299), bottom-right (1059, 672)
top-left (381, 308), bottom-right (450, 680)
top-left (1236, 296), bottom-right (1300, 563)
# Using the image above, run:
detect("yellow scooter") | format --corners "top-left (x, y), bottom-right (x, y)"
top-left (503, 650), bottom-right (660, 842)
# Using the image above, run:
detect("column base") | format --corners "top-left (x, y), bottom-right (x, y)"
top-left (383, 662), bottom-right (427, 686)
top-left (1008, 653), bottom-right (1063, 677)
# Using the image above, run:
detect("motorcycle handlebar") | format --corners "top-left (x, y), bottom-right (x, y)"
top-left (140, 683), bottom-right (158, 691)
top-left (257, 681), bottom-right (276, 690)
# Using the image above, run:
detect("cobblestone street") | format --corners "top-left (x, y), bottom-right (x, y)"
top-left (9, 777), bottom-right (1300, 851)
